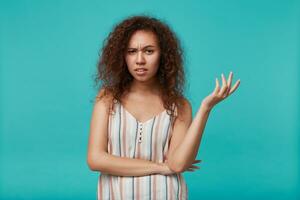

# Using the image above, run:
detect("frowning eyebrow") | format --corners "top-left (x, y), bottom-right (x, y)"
top-left (127, 45), bottom-right (156, 49)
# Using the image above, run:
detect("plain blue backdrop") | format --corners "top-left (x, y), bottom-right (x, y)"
top-left (0, 0), bottom-right (299, 199)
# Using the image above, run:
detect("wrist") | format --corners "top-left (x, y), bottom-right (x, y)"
top-left (152, 162), bottom-right (163, 174)
top-left (200, 102), bottom-right (213, 113)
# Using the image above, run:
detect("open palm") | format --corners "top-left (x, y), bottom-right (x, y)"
top-left (202, 71), bottom-right (241, 110)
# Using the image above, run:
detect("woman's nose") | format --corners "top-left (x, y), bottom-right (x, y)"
top-left (136, 51), bottom-right (146, 65)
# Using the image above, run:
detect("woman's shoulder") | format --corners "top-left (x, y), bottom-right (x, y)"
top-left (96, 88), bottom-right (114, 101)
top-left (182, 97), bottom-right (192, 110)
top-left (175, 96), bottom-right (192, 121)
top-left (94, 88), bottom-right (115, 112)
top-left (176, 96), bottom-right (192, 111)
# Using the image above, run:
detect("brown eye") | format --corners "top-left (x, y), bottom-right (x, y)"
top-left (145, 49), bottom-right (154, 54)
top-left (127, 50), bottom-right (136, 54)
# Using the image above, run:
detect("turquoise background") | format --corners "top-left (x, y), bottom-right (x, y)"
top-left (1, 0), bottom-right (299, 199)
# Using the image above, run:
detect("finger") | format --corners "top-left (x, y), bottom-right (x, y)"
top-left (187, 169), bottom-right (195, 172)
top-left (225, 72), bottom-right (233, 96)
top-left (228, 79), bottom-right (241, 95)
top-left (227, 71), bottom-right (233, 86)
top-left (190, 165), bottom-right (200, 169)
top-left (213, 78), bottom-right (220, 95)
top-left (219, 73), bottom-right (228, 97)
top-left (227, 72), bottom-right (233, 90)
top-left (193, 160), bottom-right (202, 163)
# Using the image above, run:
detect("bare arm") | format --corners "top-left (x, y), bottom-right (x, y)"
top-left (167, 72), bottom-right (240, 173)
top-left (86, 89), bottom-right (165, 177)
top-left (88, 152), bottom-right (162, 177)
top-left (167, 102), bottom-right (211, 173)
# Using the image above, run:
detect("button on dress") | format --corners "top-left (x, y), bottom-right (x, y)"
top-left (97, 100), bottom-right (188, 200)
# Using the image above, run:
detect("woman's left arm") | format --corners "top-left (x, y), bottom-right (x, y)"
top-left (167, 72), bottom-right (241, 173)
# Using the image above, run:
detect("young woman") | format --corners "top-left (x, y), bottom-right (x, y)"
top-left (87, 15), bottom-right (240, 200)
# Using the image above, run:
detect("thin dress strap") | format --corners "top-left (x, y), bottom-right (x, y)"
top-left (172, 102), bottom-right (178, 117)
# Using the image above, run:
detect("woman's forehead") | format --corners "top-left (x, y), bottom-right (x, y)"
top-left (127, 30), bottom-right (159, 48)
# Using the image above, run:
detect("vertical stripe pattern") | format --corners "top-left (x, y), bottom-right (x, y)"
top-left (97, 100), bottom-right (188, 200)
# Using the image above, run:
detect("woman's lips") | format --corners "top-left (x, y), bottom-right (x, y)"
top-left (135, 68), bottom-right (148, 76)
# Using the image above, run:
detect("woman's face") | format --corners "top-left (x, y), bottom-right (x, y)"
top-left (125, 30), bottom-right (161, 83)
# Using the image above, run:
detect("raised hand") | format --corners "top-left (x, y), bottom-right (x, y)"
top-left (202, 71), bottom-right (240, 110)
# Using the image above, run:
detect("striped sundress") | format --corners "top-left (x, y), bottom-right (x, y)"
top-left (97, 99), bottom-right (188, 200)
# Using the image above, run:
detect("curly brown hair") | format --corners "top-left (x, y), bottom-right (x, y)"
top-left (93, 14), bottom-right (187, 120)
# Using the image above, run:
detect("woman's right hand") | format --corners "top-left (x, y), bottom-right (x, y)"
top-left (185, 159), bottom-right (201, 172)
top-left (157, 160), bottom-right (202, 175)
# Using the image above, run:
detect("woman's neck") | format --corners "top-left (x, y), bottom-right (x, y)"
top-left (129, 77), bottom-right (162, 95)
